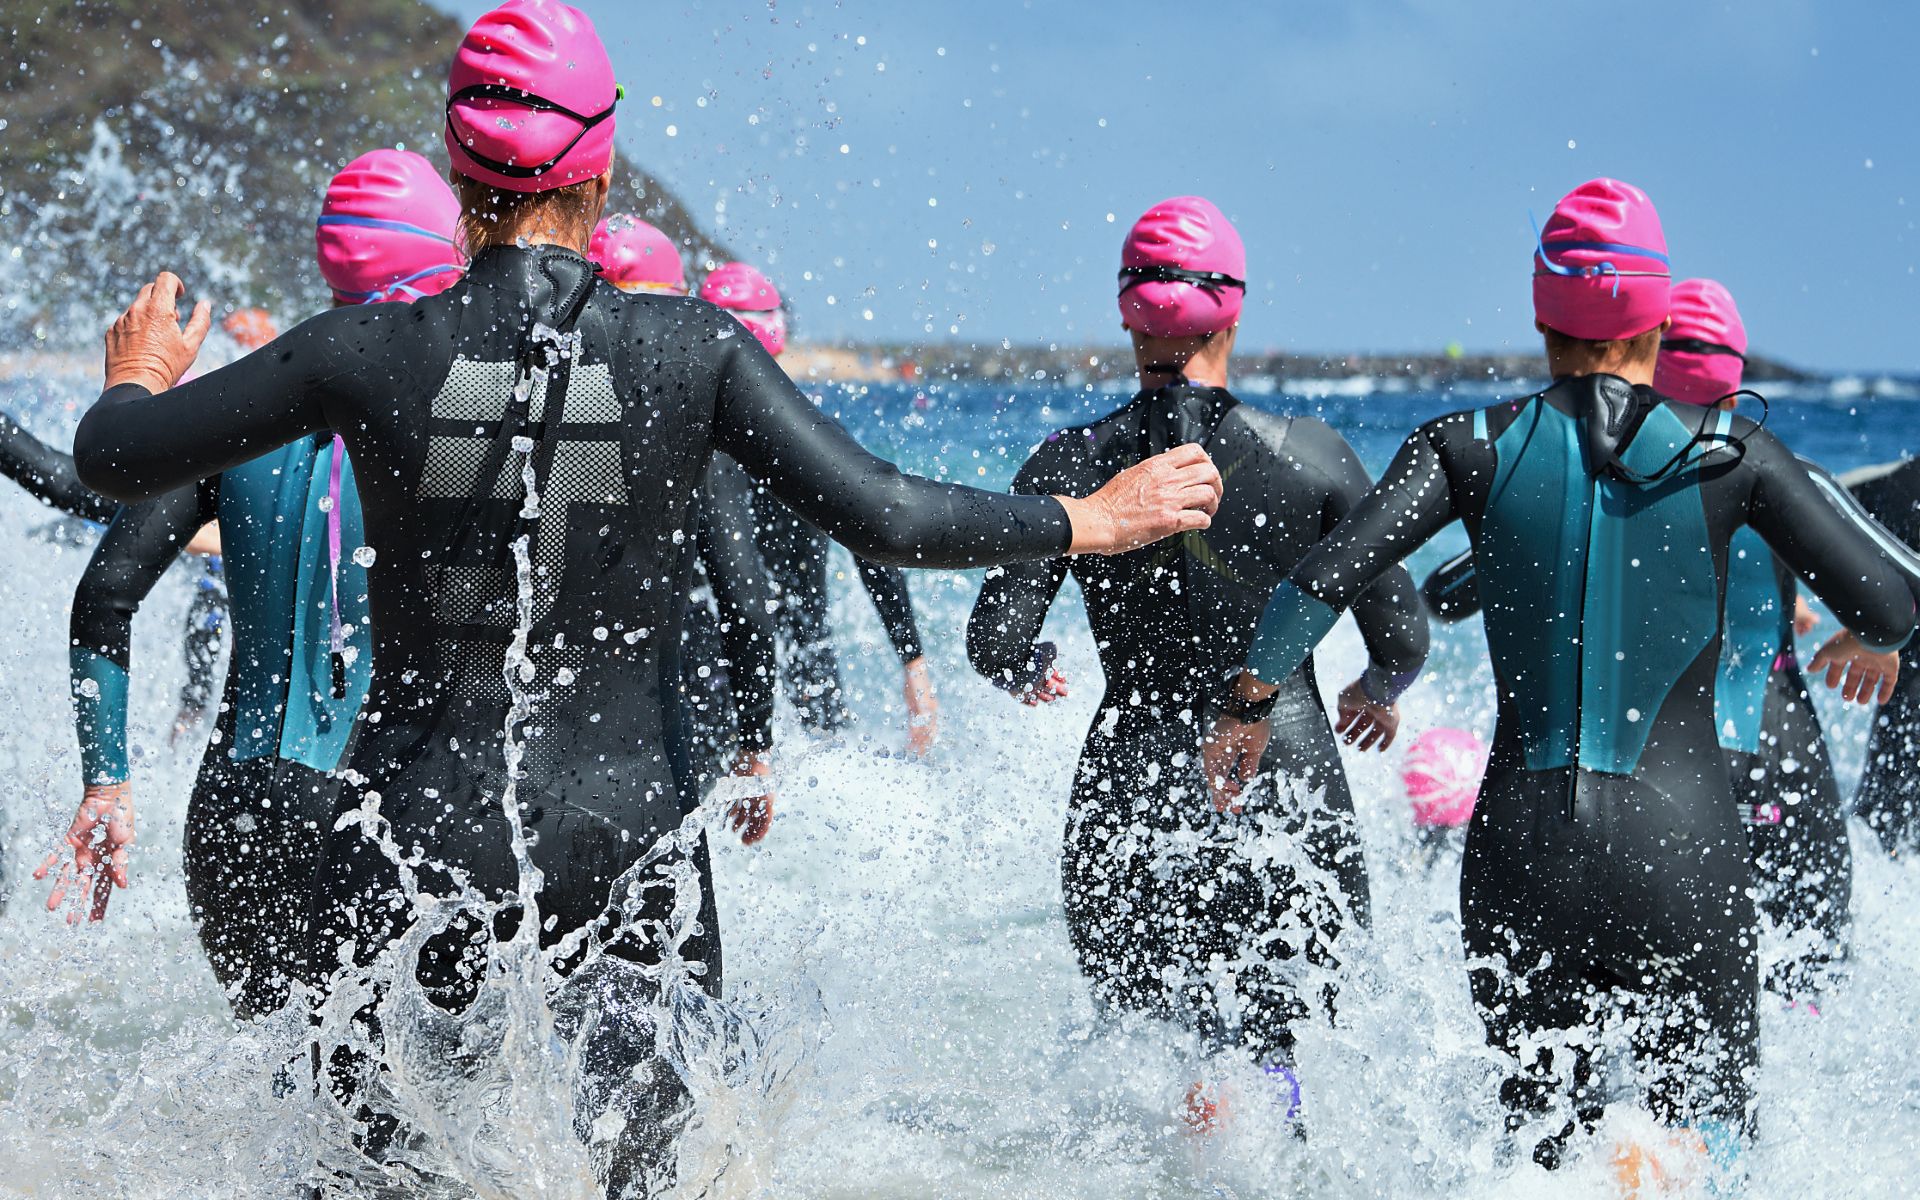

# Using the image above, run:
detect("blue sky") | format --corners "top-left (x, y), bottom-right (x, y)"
top-left (437, 0), bottom-right (1919, 371)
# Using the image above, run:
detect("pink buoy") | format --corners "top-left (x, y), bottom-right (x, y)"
top-left (1402, 727), bottom-right (1488, 829)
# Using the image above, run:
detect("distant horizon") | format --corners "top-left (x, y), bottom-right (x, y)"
top-left (433, 1), bottom-right (1920, 375)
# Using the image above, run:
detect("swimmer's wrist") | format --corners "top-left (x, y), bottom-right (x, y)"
top-left (1211, 670), bottom-right (1279, 723)
top-left (1055, 494), bottom-right (1104, 554)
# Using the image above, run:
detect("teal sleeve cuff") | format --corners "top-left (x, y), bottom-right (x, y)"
top-left (1246, 581), bottom-right (1341, 685)
top-left (71, 646), bottom-right (130, 785)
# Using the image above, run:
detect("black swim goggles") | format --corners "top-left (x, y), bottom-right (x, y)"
top-left (1660, 337), bottom-right (1746, 362)
top-left (1117, 264), bottom-right (1246, 295)
top-left (446, 82), bottom-right (623, 180)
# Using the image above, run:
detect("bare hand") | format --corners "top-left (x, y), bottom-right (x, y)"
top-left (104, 271), bottom-right (211, 394)
top-left (34, 783), bottom-right (135, 923)
top-left (1018, 667), bottom-right (1070, 706)
top-left (1808, 629), bottom-right (1900, 706)
top-left (726, 753), bottom-right (776, 845)
top-left (185, 521), bottom-right (222, 558)
top-left (1059, 443), bottom-right (1222, 555)
top-left (1203, 713), bottom-right (1271, 814)
top-left (1335, 678), bottom-right (1400, 752)
top-left (1793, 596), bottom-right (1820, 638)
top-left (903, 656), bottom-right (940, 756)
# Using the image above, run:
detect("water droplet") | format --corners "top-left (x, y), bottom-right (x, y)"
top-left (352, 546), bottom-right (377, 567)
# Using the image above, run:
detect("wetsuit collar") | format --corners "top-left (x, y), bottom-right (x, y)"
top-left (1134, 381), bottom-right (1238, 458)
top-left (465, 243), bottom-right (602, 328)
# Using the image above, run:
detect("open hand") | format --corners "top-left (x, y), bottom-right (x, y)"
top-left (1203, 713), bottom-right (1271, 814)
top-left (1335, 678), bottom-right (1400, 752)
top-left (725, 753), bottom-right (776, 845)
top-left (104, 271), bottom-right (211, 395)
top-left (34, 783), bottom-right (135, 923)
top-left (1060, 443), bottom-right (1222, 555)
top-left (1808, 629), bottom-right (1900, 705)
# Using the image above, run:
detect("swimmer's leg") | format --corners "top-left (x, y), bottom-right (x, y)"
top-left (1741, 668), bottom-right (1850, 1001)
top-left (184, 754), bottom-right (335, 1020)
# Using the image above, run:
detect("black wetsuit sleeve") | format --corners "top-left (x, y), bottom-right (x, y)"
top-left (709, 334), bottom-right (1071, 568)
top-left (1745, 430), bottom-right (1916, 652)
top-left (69, 482), bottom-right (217, 782)
top-left (853, 557), bottom-right (925, 664)
top-left (1800, 458), bottom-right (1920, 600)
top-left (697, 459), bottom-right (777, 755)
top-left (1245, 418), bottom-right (1466, 686)
top-left (73, 306), bottom-right (400, 502)
top-left (1420, 550), bottom-right (1482, 623)
top-left (0, 409), bottom-right (116, 522)
top-left (1293, 417), bottom-right (1431, 700)
top-left (966, 448), bottom-right (1071, 693)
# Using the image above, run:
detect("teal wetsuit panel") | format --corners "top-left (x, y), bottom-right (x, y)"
top-left (217, 440), bottom-right (373, 771)
top-left (1478, 400), bottom-right (1589, 770)
top-left (1580, 406), bottom-right (1719, 773)
top-left (282, 440), bottom-right (372, 771)
top-left (1715, 528), bottom-right (1786, 755)
top-left (1479, 399), bottom-right (1718, 775)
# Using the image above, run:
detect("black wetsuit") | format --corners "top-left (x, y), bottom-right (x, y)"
top-left (75, 243), bottom-right (1070, 1191)
top-left (966, 384), bottom-right (1428, 1066)
top-left (1242, 375), bottom-right (1915, 1152)
top-left (679, 453), bottom-right (777, 787)
top-left (753, 490), bottom-right (924, 729)
top-left (1842, 458), bottom-right (1920, 853)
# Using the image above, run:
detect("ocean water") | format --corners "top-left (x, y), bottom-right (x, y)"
top-left (0, 363), bottom-right (1917, 1199)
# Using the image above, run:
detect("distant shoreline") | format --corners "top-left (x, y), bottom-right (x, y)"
top-left (8, 343), bottom-right (1912, 397)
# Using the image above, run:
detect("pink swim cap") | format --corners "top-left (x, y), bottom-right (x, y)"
top-left (1654, 279), bottom-right (1748, 407)
top-left (701, 263), bottom-right (787, 357)
top-left (1402, 727), bottom-right (1489, 829)
top-left (1118, 196), bottom-right (1246, 339)
top-left (445, 0), bottom-right (620, 194)
top-left (589, 215), bottom-right (686, 294)
top-left (315, 150), bottom-right (465, 304)
top-left (1532, 178), bottom-right (1671, 341)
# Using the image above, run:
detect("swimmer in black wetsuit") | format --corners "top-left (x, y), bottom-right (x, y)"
top-left (586, 216), bottom-right (781, 840)
top-left (1841, 457), bottom-right (1920, 853)
top-left (699, 262), bottom-right (942, 752)
top-left (39, 152), bottom-right (466, 1021)
top-left (72, 6), bottom-right (1219, 1186)
top-left (1208, 180), bottom-right (1914, 1168)
top-left (681, 452), bottom-right (780, 842)
top-left (968, 198), bottom-right (1427, 1101)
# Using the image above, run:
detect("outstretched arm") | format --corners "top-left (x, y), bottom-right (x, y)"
top-left (1244, 421), bottom-right (1463, 692)
top-left (0, 409), bottom-right (117, 523)
top-left (1299, 418), bottom-right (1431, 706)
top-left (709, 330), bottom-right (1219, 566)
top-left (1746, 432), bottom-right (1915, 653)
top-left (74, 274), bottom-right (341, 502)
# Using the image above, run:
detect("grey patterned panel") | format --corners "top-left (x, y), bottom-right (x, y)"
top-left (562, 362), bottom-right (622, 423)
